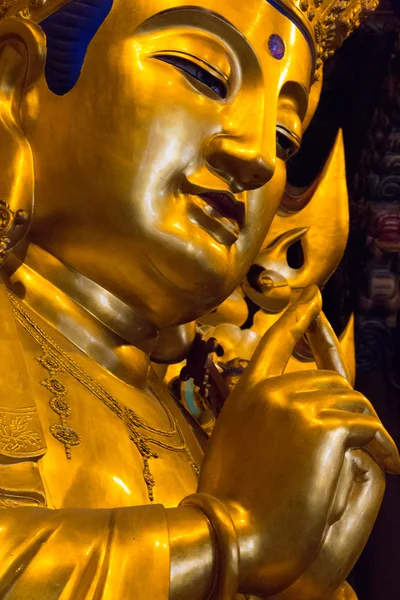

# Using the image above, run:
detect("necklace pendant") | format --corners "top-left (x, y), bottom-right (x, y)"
top-left (50, 424), bottom-right (81, 460)
top-left (11, 295), bottom-right (199, 495)
top-left (39, 355), bottom-right (81, 460)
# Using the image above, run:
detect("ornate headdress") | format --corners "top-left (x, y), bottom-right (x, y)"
top-left (278, 0), bottom-right (379, 68)
top-left (0, 0), bottom-right (379, 68)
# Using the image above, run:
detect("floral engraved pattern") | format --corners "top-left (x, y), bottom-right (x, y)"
top-left (50, 424), bottom-right (81, 447)
top-left (38, 355), bottom-right (80, 459)
top-left (42, 377), bottom-right (67, 397)
top-left (0, 413), bottom-right (42, 452)
top-left (49, 398), bottom-right (71, 418)
top-left (37, 352), bottom-right (63, 374)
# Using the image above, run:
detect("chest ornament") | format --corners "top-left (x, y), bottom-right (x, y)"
top-left (11, 295), bottom-right (199, 501)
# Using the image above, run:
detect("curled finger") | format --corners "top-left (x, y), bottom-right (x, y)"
top-left (269, 450), bottom-right (384, 600)
top-left (320, 410), bottom-right (400, 474)
top-left (312, 389), bottom-right (379, 419)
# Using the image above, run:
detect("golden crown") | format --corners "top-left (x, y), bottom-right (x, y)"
top-left (280, 0), bottom-right (379, 68)
top-left (1, 0), bottom-right (379, 69)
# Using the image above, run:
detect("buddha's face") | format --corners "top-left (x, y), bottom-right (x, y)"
top-left (22, 0), bottom-right (313, 327)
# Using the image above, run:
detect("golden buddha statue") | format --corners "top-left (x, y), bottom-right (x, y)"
top-left (0, 0), bottom-right (395, 598)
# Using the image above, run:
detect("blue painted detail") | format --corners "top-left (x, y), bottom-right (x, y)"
top-left (183, 379), bottom-right (201, 419)
top-left (40, 0), bottom-right (113, 96)
top-left (265, 0), bottom-right (315, 65)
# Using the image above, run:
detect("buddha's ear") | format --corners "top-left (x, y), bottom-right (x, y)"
top-left (302, 71), bottom-right (323, 133)
top-left (0, 17), bottom-right (46, 252)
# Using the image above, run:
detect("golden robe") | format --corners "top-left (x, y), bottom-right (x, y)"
top-left (0, 285), bottom-right (204, 599)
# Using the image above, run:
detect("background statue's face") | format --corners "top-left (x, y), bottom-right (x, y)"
top-left (23, 0), bottom-right (313, 327)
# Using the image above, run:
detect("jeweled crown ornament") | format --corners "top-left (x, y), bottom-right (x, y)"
top-left (280, 0), bottom-right (379, 68)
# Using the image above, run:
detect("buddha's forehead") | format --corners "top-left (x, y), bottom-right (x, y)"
top-left (134, 0), bottom-right (309, 48)
top-left (110, 0), bottom-right (313, 90)
top-left (140, 0), bottom-right (296, 28)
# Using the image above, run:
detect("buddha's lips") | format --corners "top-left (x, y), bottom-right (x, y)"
top-left (197, 192), bottom-right (245, 229)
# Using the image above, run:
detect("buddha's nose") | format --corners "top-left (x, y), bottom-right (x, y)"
top-left (205, 135), bottom-right (275, 193)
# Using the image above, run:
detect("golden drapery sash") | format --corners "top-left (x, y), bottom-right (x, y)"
top-left (0, 503), bottom-right (170, 599)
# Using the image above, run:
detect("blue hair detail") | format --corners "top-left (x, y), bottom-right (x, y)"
top-left (40, 0), bottom-right (113, 96)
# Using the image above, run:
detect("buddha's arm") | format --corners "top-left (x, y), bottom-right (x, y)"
top-left (0, 504), bottom-right (215, 600)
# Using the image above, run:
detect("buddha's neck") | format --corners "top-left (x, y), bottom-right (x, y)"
top-left (4, 244), bottom-right (159, 387)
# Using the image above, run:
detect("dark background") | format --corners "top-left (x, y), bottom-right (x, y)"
top-left (289, 2), bottom-right (400, 596)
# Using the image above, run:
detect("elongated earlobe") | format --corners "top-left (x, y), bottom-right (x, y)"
top-left (0, 18), bottom-right (46, 264)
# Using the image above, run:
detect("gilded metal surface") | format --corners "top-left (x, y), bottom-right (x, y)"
top-left (40, 360), bottom-right (81, 460)
top-left (249, 130), bottom-right (356, 381)
top-left (0, 0), bottom-right (394, 598)
top-left (0, 411), bottom-right (42, 453)
top-left (1, 0), bottom-right (379, 70)
top-left (244, 130), bottom-right (349, 315)
top-left (12, 293), bottom-right (199, 500)
top-left (203, 130), bottom-right (355, 385)
top-left (0, 201), bottom-right (29, 265)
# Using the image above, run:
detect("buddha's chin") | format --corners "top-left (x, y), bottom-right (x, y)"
top-left (146, 290), bottom-right (233, 329)
top-left (137, 256), bottom-right (239, 328)
top-left (149, 252), bottom-right (233, 302)
top-left (148, 226), bottom-right (238, 288)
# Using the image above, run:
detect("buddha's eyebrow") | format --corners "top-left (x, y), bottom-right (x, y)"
top-left (135, 6), bottom-right (248, 44)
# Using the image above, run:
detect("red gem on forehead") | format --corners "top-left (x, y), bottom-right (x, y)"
top-left (268, 34), bottom-right (285, 60)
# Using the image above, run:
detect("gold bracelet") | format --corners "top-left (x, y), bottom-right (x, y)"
top-left (180, 493), bottom-right (239, 600)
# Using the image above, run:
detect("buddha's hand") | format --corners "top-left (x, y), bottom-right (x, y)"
top-left (198, 285), bottom-right (399, 598)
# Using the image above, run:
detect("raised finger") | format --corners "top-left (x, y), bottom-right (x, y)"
top-left (306, 312), bottom-right (351, 382)
top-left (244, 285), bottom-right (322, 385)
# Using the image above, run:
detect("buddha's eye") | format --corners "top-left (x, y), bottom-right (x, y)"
top-left (276, 126), bottom-right (300, 161)
top-left (153, 53), bottom-right (228, 100)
